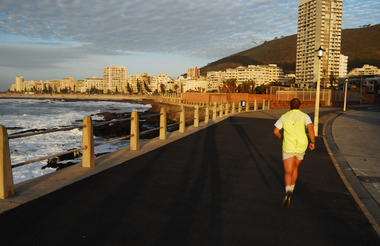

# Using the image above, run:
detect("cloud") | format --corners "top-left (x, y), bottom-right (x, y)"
top-left (0, 0), bottom-right (379, 90)
top-left (0, 0), bottom-right (300, 58)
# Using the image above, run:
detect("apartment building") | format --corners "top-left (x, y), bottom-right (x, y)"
top-left (15, 76), bottom-right (24, 92)
top-left (348, 64), bottom-right (380, 77)
top-left (295, 0), bottom-right (343, 87)
top-left (151, 73), bottom-right (172, 92)
top-left (127, 73), bottom-right (151, 93)
top-left (339, 54), bottom-right (348, 78)
top-left (84, 77), bottom-right (105, 92)
top-left (206, 71), bottom-right (223, 92)
top-left (187, 66), bottom-right (200, 79)
top-left (206, 64), bottom-right (284, 90)
top-left (103, 65), bottom-right (127, 93)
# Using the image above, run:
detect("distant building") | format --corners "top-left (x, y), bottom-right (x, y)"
top-left (127, 73), bottom-right (152, 93)
top-left (187, 66), bottom-right (200, 79)
top-left (348, 64), bottom-right (380, 77)
top-left (15, 76), bottom-right (24, 92)
top-left (84, 77), bottom-right (105, 92)
top-left (206, 64), bottom-right (284, 90)
top-left (103, 65), bottom-right (127, 93)
top-left (151, 73), bottom-right (172, 92)
top-left (339, 54), bottom-right (348, 78)
top-left (181, 79), bottom-right (208, 93)
top-left (295, 0), bottom-right (343, 87)
top-left (206, 71), bottom-right (224, 92)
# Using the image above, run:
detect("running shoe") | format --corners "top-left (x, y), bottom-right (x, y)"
top-left (282, 191), bottom-right (293, 208)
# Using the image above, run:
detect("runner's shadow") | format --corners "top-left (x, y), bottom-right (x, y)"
top-left (230, 117), bottom-right (283, 188)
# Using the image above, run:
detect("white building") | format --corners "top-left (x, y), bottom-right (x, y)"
top-left (295, 0), bottom-right (343, 87)
top-left (348, 64), bottom-right (380, 77)
top-left (151, 73), bottom-right (172, 92)
top-left (103, 65), bottom-right (127, 93)
top-left (339, 54), bottom-right (348, 78)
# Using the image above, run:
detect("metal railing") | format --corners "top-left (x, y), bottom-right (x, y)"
top-left (0, 100), bottom-right (266, 199)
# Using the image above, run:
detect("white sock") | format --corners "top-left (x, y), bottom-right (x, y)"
top-left (285, 186), bottom-right (292, 193)
top-left (290, 185), bottom-right (295, 192)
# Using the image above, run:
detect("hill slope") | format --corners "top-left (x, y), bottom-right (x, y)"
top-left (201, 24), bottom-right (380, 75)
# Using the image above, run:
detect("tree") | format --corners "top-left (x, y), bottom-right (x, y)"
top-left (220, 79), bottom-right (237, 93)
top-left (173, 84), bottom-right (179, 93)
top-left (255, 84), bottom-right (269, 94)
top-left (160, 84), bottom-right (166, 94)
top-left (126, 83), bottom-right (133, 94)
top-left (144, 81), bottom-right (151, 93)
top-left (136, 81), bottom-right (142, 94)
top-left (238, 80), bottom-right (255, 93)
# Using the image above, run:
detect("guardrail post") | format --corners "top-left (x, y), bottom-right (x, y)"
top-left (0, 125), bottom-right (14, 199)
top-left (82, 116), bottom-right (95, 168)
top-left (213, 103), bottom-right (217, 120)
top-left (160, 107), bottom-right (167, 140)
top-left (219, 104), bottom-right (223, 117)
top-left (179, 105), bottom-right (185, 133)
top-left (225, 103), bottom-right (229, 115)
top-left (232, 102), bottom-right (236, 114)
top-left (205, 106), bottom-right (210, 124)
top-left (262, 99), bottom-right (266, 110)
top-left (194, 105), bottom-right (199, 127)
top-left (245, 102), bottom-right (249, 112)
top-left (254, 99), bottom-right (258, 111)
top-left (238, 102), bottom-right (242, 112)
top-left (130, 110), bottom-right (140, 151)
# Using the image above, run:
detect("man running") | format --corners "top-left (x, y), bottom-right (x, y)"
top-left (273, 98), bottom-right (315, 208)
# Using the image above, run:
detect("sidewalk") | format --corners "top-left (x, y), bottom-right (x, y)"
top-left (330, 104), bottom-right (380, 225)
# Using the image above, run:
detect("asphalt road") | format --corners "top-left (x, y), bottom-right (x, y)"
top-left (1, 111), bottom-right (379, 246)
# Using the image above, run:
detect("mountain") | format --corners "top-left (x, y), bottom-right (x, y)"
top-left (200, 24), bottom-right (380, 75)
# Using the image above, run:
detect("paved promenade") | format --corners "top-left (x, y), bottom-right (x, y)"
top-left (1, 107), bottom-right (380, 245)
top-left (331, 104), bottom-right (380, 224)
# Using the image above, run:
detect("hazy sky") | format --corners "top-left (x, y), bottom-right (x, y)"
top-left (0, 0), bottom-right (379, 90)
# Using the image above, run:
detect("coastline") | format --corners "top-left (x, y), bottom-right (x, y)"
top-left (0, 92), bottom-right (160, 105)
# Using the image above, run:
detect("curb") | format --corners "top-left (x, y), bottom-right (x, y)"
top-left (322, 110), bottom-right (380, 238)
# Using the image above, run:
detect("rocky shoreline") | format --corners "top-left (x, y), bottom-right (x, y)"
top-left (2, 94), bottom-right (187, 171)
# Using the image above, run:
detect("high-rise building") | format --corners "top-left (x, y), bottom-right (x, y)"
top-left (187, 66), bottom-right (200, 79)
top-left (295, 0), bottom-right (343, 87)
top-left (15, 76), bottom-right (24, 92)
top-left (339, 54), bottom-right (348, 78)
top-left (103, 65), bottom-right (127, 93)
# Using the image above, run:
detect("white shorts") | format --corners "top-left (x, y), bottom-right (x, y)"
top-left (282, 151), bottom-right (305, 161)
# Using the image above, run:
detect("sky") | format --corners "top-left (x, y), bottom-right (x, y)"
top-left (0, 0), bottom-right (379, 91)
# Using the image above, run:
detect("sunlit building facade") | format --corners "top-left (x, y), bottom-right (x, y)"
top-left (296, 0), bottom-right (343, 87)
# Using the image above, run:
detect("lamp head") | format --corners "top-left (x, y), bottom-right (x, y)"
top-left (316, 46), bottom-right (324, 59)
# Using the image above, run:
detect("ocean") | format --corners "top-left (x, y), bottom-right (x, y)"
top-left (0, 98), bottom-right (151, 184)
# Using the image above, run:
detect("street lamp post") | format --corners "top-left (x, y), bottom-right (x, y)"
top-left (343, 78), bottom-right (348, 112)
top-left (314, 47), bottom-right (324, 137)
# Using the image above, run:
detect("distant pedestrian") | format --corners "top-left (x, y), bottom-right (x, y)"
top-left (273, 98), bottom-right (315, 208)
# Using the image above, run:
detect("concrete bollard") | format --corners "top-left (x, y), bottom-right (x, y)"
top-left (205, 106), bottom-right (210, 124)
top-left (160, 107), bottom-right (167, 140)
top-left (213, 103), bottom-right (217, 120)
top-left (179, 105), bottom-right (185, 133)
top-left (225, 103), bottom-right (229, 115)
top-left (238, 103), bottom-right (242, 112)
top-left (219, 104), bottom-right (223, 117)
top-left (245, 102), bottom-right (249, 112)
top-left (194, 105), bottom-right (199, 127)
top-left (0, 125), bottom-right (14, 199)
top-left (82, 116), bottom-right (95, 168)
top-left (254, 99), bottom-right (258, 111)
top-left (232, 102), bottom-right (235, 114)
top-left (130, 110), bottom-right (140, 151)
